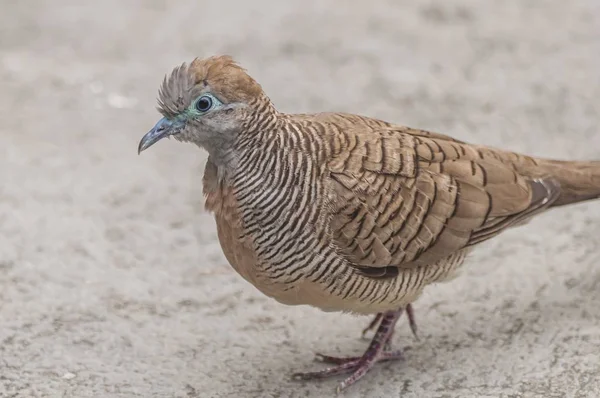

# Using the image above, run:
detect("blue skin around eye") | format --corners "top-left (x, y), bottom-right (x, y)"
top-left (192, 94), bottom-right (223, 114)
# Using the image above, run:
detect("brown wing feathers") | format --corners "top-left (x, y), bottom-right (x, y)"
top-left (328, 129), bottom-right (561, 275)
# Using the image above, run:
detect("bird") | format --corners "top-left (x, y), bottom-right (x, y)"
top-left (138, 55), bottom-right (600, 393)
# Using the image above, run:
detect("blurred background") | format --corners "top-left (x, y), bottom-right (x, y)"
top-left (1, 0), bottom-right (599, 397)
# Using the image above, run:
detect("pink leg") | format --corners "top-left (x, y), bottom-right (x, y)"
top-left (361, 313), bottom-right (382, 338)
top-left (405, 303), bottom-right (419, 340)
top-left (361, 304), bottom-right (418, 340)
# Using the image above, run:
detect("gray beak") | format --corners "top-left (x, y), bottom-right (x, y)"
top-left (138, 117), bottom-right (184, 154)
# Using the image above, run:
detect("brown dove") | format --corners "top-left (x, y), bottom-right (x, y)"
top-left (138, 55), bottom-right (600, 392)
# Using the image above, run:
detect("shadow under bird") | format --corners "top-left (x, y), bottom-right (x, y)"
top-left (138, 55), bottom-right (600, 393)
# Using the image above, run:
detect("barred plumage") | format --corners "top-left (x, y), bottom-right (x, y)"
top-left (139, 55), bottom-right (600, 392)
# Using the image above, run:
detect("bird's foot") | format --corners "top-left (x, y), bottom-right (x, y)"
top-left (292, 349), bottom-right (404, 387)
top-left (292, 310), bottom-right (404, 393)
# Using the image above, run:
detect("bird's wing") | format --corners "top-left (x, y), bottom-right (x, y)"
top-left (326, 127), bottom-right (560, 277)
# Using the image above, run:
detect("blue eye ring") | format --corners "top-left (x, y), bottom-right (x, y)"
top-left (195, 95), bottom-right (213, 112)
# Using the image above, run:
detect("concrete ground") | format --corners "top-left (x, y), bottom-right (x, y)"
top-left (1, 0), bottom-right (599, 397)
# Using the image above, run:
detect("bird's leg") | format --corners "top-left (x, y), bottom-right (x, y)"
top-left (405, 303), bottom-right (419, 340)
top-left (361, 313), bottom-right (382, 338)
top-left (361, 303), bottom-right (418, 340)
top-left (292, 310), bottom-right (404, 392)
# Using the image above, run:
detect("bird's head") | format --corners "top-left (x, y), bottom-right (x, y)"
top-left (138, 55), bottom-right (267, 160)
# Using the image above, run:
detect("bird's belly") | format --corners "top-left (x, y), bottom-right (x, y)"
top-left (213, 218), bottom-right (339, 308)
top-left (214, 212), bottom-right (470, 313)
top-left (271, 249), bottom-right (471, 314)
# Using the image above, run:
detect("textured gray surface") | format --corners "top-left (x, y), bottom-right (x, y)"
top-left (1, 1), bottom-right (600, 397)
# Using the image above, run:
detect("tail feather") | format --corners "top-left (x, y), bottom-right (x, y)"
top-left (522, 159), bottom-right (600, 207)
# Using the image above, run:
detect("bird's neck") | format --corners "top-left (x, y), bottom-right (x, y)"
top-left (200, 141), bottom-right (238, 184)
top-left (203, 96), bottom-right (281, 184)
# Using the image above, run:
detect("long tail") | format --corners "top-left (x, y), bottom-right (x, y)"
top-left (519, 158), bottom-right (600, 207)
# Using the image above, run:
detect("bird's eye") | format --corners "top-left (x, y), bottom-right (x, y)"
top-left (195, 95), bottom-right (213, 112)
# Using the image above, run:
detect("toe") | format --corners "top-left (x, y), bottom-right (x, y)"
top-left (315, 353), bottom-right (361, 365)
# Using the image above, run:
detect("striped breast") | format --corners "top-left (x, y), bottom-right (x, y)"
top-left (229, 119), bottom-right (335, 299)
